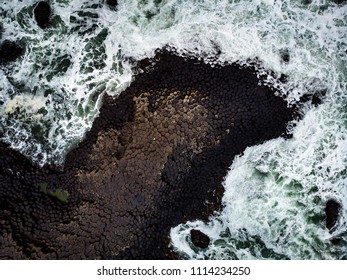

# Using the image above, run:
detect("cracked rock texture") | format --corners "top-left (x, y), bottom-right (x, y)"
top-left (0, 51), bottom-right (294, 259)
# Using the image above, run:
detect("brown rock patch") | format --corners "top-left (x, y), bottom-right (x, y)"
top-left (0, 51), bottom-right (295, 259)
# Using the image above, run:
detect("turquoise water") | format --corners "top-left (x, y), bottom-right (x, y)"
top-left (1, 0), bottom-right (346, 259)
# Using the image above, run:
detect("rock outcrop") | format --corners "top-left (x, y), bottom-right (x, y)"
top-left (34, 1), bottom-right (51, 29)
top-left (190, 229), bottom-right (210, 249)
top-left (0, 50), bottom-right (295, 259)
top-left (0, 40), bottom-right (25, 64)
top-left (106, 0), bottom-right (118, 8)
top-left (325, 199), bottom-right (341, 231)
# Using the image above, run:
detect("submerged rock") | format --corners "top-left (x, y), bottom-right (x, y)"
top-left (332, 0), bottom-right (346, 4)
top-left (299, 89), bottom-right (326, 108)
top-left (0, 40), bottom-right (25, 64)
top-left (325, 199), bottom-right (341, 230)
top-left (190, 229), bottom-right (210, 249)
top-left (280, 49), bottom-right (290, 63)
top-left (34, 1), bottom-right (51, 29)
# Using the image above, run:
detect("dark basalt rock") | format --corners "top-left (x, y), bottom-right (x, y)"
top-left (106, 0), bottom-right (118, 7)
top-left (299, 89), bottom-right (326, 107)
top-left (332, 0), bottom-right (346, 4)
top-left (0, 40), bottom-right (25, 64)
top-left (0, 50), bottom-right (296, 259)
top-left (279, 74), bottom-right (288, 84)
top-left (325, 199), bottom-right (341, 231)
top-left (34, 1), bottom-right (51, 29)
top-left (330, 237), bottom-right (342, 245)
top-left (280, 49), bottom-right (290, 63)
top-left (190, 229), bottom-right (210, 249)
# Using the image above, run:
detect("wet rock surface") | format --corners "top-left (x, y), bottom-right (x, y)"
top-left (34, 1), bottom-right (51, 29)
top-left (325, 199), bottom-right (341, 231)
top-left (105, 0), bottom-right (118, 8)
top-left (0, 51), bottom-right (294, 259)
top-left (190, 229), bottom-right (210, 249)
top-left (0, 40), bottom-right (25, 64)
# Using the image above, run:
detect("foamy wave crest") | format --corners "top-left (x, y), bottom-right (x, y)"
top-left (0, 0), bottom-right (133, 165)
top-left (1, 0), bottom-right (346, 166)
top-left (170, 0), bottom-right (347, 259)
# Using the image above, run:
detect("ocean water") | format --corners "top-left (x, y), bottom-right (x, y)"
top-left (1, 0), bottom-right (346, 259)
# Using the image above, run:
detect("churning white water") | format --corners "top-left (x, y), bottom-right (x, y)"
top-left (1, 0), bottom-right (346, 259)
top-left (169, 0), bottom-right (347, 260)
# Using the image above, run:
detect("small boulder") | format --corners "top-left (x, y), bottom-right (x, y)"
top-left (190, 229), bottom-right (210, 249)
top-left (34, 1), bottom-right (51, 29)
top-left (325, 199), bottom-right (341, 230)
top-left (106, 0), bottom-right (118, 7)
top-left (0, 40), bottom-right (25, 64)
top-left (280, 49), bottom-right (290, 63)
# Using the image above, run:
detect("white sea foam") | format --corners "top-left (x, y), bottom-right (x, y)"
top-left (168, 0), bottom-right (347, 260)
top-left (1, 0), bottom-right (346, 258)
top-left (1, 0), bottom-right (345, 164)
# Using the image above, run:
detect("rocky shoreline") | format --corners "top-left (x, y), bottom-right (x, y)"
top-left (0, 50), bottom-right (297, 259)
